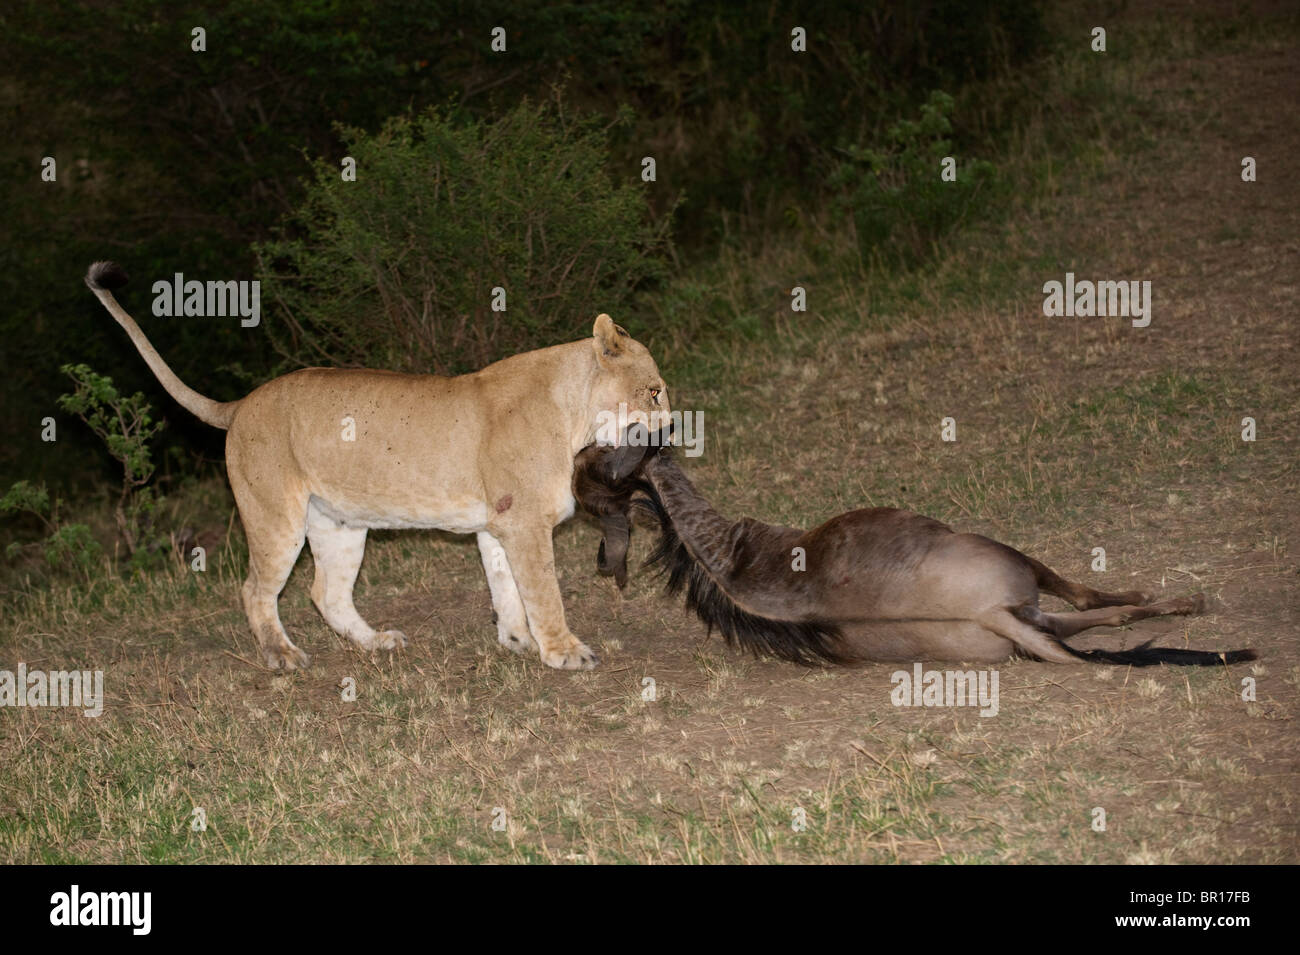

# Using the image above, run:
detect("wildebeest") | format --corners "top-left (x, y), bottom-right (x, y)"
top-left (572, 428), bottom-right (1256, 667)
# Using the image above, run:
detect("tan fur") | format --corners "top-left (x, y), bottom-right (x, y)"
top-left (86, 262), bottom-right (668, 670)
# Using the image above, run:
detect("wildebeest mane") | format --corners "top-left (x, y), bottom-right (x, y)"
top-left (635, 487), bottom-right (849, 666)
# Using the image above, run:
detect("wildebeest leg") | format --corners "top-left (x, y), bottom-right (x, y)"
top-left (1029, 593), bottom-right (1207, 638)
top-left (596, 513), bottom-right (630, 588)
top-left (977, 607), bottom-right (1080, 663)
top-left (1024, 555), bottom-right (1152, 609)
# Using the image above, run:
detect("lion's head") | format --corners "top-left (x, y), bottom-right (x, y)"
top-left (587, 314), bottom-right (670, 448)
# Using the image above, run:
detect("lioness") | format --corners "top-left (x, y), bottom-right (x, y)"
top-left (85, 261), bottom-right (669, 671)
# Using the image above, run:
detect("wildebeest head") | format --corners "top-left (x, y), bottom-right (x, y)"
top-left (571, 422), bottom-right (673, 587)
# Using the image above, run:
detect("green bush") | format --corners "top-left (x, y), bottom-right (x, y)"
top-left (0, 480), bottom-right (51, 530)
top-left (1, 480), bottom-right (102, 581)
top-left (1, 478), bottom-right (57, 564)
top-left (830, 91), bottom-right (998, 266)
top-left (57, 364), bottom-right (164, 560)
top-left (257, 99), bottom-right (674, 374)
top-left (2, 1), bottom-right (1047, 491)
top-left (41, 523), bottom-right (103, 579)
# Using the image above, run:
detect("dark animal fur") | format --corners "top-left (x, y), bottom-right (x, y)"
top-left (572, 433), bottom-right (1257, 669)
top-left (1012, 604), bottom-right (1255, 666)
top-left (637, 490), bottom-right (849, 665)
top-left (85, 261), bottom-right (130, 291)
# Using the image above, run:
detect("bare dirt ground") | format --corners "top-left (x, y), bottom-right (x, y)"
top-left (2, 1), bottom-right (1296, 863)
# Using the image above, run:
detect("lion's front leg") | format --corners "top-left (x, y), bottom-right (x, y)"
top-left (476, 531), bottom-right (537, 655)
top-left (493, 524), bottom-right (598, 670)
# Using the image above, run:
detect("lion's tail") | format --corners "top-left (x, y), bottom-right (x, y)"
top-left (85, 262), bottom-right (239, 430)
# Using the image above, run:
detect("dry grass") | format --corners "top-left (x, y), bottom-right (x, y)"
top-left (2, 1), bottom-right (1297, 863)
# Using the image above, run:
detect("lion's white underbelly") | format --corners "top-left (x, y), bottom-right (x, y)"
top-left (309, 493), bottom-right (490, 534)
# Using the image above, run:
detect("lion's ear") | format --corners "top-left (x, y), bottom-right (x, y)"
top-left (592, 313), bottom-right (630, 361)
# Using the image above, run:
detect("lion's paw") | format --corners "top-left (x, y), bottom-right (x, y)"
top-left (351, 629), bottom-right (408, 652)
top-left (374, 629), bottom-right (409, 651)
top-left (499, 630), bottom-right (538, 655)
top-left (541, 640), bottom-right (599, 671)
top-left (263, 642), bottom-right (311, 671)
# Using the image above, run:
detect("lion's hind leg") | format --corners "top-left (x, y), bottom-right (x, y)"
top-left (235, 493), bottom-right (312, 671)
top-left (307, 501), bottom-right (407, 653)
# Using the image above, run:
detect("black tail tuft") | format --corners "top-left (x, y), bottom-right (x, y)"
top-left (1010, 605), bottom-right (1256, 666)
top-left (1068, 641), bottom-right (1257, 667)
top-left (85, 261), bottom-right (129, 291)
top-left (636, 491), bottom-right (850, 667)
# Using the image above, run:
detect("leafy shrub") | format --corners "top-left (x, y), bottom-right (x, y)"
top-left (257, 99), bottom-right (674, 374)
top-left (41, 522), bottom-right (103, 578)
top-left (2, 1), bottom-right (1047, 490)
top-left (830, 91), bottom-right (998, 265)
top-left (1, 480), bottom-right (102, 580)
top-left (0, 480), bottom-right (51, 531)
top-left (57, 364), bottom-right (164, 559)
